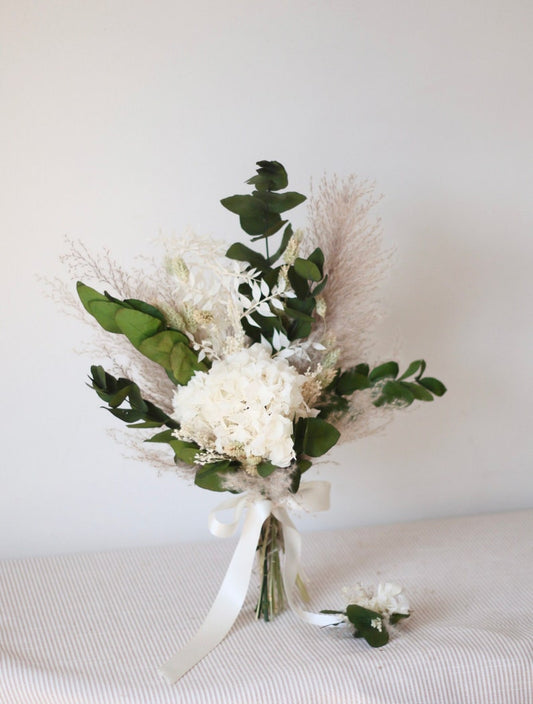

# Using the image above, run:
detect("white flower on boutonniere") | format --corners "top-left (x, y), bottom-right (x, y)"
top-left (343, 582), bottom-right (410, 618)
top-left (172, 343), bottom-right (318, 468)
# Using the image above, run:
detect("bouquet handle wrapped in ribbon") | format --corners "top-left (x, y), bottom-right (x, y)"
top-left (68, 160), bottom-right (446, 683)
top-left (160, 480), bottom-right (338, 684)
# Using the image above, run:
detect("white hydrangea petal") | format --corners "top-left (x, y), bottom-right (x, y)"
top-left (172, 343), bottom-right (315, 467)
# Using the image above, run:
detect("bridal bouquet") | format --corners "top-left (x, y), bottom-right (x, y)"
top-left (72, 160), bottom-right (445, 682)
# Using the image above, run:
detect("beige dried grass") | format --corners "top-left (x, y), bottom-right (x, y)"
top-left (305, 174), bottom-right (392, 369)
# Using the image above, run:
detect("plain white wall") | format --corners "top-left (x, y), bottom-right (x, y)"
top-left (1, 0), bottom-right (532, 559)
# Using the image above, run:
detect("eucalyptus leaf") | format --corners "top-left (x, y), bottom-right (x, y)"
top-left (336, 369), bottom-right (371, 395)
top-left (77, 282), bottom-right (103, 310)
top-left (287, 317), bottom-right (312, 340)
top-left (170, 342), bottom-right (205, 385)
top-left (245, 160), bottom-right (288, 191)
top-left (240, 210), bottom-right (282, 237)
top-left (374, 380), bottom-right (415, 407)
top-left (312, 274), bottom-right (328, 296)
top-left (253, 190), bottom-right (306, 214)
top-left (168, 439), bottom-right (200, 465)
top-left (368, 361), bottom-right (399, 382)
top-left (398, 359), bottom-right (426, 380)
top-left (257, 461), bottom-right (277, 478)
top-left (419, 377), bottom-right (447, 396)
top-left (389, 612), bottom-right (410, 625)
top-left (267, 223), bottom-right (293, 265)
top-left (108, 407), bottom-right (144, 422)
top-left (225, 242), bottom-right (268, 269)
top-left (107, 385), bottom-right (131, 408)
top-left (88, 300), bottom-right (124, 333)
top-left (115, 308), bottom-right (164, 347)
top-left (123, 298), bottom-right (167, 322)
top-left (194, 461), bottom-right (235, 492)
top-left (403, 381), bottom-right (434, 402)
top-left (220, 194), bottom-right (259, 216)
top-left (126, 421), bottom-right (163, 429)
top-left (127, 383), bottom-right (148, 412)
top-left (87, 368), bottom-right (179, 430)
top-left (287, 267), bottom-right (310, 298)
top-left (307, 247), bottom-right (325, 275)
top-left (293, 257), bottom-right (322, 282)
top-left (146, 429), bottom-right (175, 443)
top-left (299, 417), bottom-right (341, 457)
top-left (297, 458), bottom-right (313, 474)
top-left (138, 330), bottom-right (189, 370)
top-left (91, 365), bottom-right (107, 389)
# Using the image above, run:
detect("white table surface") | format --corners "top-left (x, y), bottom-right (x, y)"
top-left (1, 510), bottom-right (532, 704)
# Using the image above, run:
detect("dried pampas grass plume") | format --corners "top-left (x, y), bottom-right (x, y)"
top-left (305, 175), bottom-right (392, 369)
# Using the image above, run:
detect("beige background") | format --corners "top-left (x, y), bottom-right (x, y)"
top-left (1, 0), bottom-right (532, 558)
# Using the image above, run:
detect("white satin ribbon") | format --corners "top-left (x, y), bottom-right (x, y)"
top-left (159, 481), bottom-right (339, 684)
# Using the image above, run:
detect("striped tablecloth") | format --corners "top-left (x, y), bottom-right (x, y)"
top-left (1, 510), bottom-right (532, 703)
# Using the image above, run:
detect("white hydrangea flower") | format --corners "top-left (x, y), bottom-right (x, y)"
top-left (172, 343), bottom-right (318, 468)
top-left (343, 582), bottom-right (410, 617)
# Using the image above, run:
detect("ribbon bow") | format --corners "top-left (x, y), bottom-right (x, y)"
top-left (159, 480), bottom-right (339, 684)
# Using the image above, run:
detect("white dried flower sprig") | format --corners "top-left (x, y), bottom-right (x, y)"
top-left (163, 236), bottom-right (303, 361)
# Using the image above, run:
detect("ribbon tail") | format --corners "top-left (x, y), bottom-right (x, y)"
top-left (273, 506), bottom-right (343, 627)
top-left (159, 499), bottom-right (272, 684)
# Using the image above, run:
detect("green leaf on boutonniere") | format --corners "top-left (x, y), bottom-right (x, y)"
top-left (389, 612), bottom-right (410, 625)
top-left (346, 604), bottom-right (390, 647)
